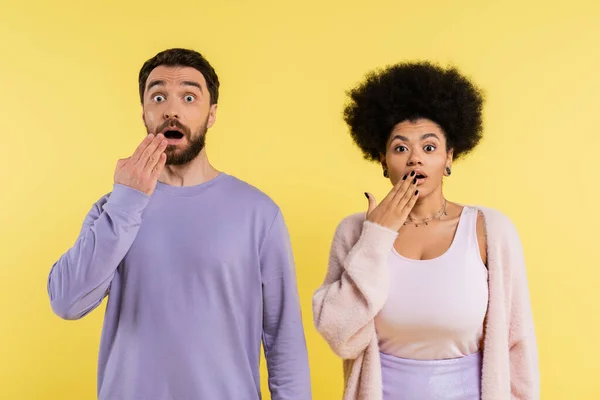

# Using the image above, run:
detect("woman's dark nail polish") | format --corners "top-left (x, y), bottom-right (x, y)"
top-left (402, 175), bottom-right (407, 180)
top-left (410, 171), bottom-right (416, 177)
top-left (364, 192), bottom-right (369, 199)
top-left (415, 190), bottom-right (419, 195)
top-left (413, 177), bottom-right (417, 184)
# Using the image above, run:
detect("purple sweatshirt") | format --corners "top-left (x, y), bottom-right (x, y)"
top-left (47, 173), bottom-right (311, 400)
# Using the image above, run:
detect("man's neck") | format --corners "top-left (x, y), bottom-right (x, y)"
top-left (158, 150), bottom-right (220, 187)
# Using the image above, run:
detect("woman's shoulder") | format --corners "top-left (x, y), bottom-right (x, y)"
top-left (337, 212), bottom-right (367, 228)
top-left (327, 212), bottom-right (370, 249)
top-left (333, 212), bottom-right (367, 239)
top-left (468, 205), bottom-right (521, 243)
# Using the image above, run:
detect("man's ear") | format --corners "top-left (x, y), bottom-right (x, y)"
top-left (207, 104), bottom-right (218, 129)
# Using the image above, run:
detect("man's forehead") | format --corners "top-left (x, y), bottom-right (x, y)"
top-left (146, 66), bottom-right (207, 88)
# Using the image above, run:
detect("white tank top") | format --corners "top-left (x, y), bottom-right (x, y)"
top-left (374, 206), bottom-right (489, 360)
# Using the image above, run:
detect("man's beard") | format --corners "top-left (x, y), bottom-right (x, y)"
top-left (151, 118), bottom-right (208, 166)
top-left (165, 128), bottom-right (206, 166)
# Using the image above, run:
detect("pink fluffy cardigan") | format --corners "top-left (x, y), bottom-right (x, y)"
top-left (313, 207), bottom-right (539, 400)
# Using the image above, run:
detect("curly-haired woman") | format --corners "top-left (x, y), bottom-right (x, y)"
top-left (313, 62), bottom-right (539, 400)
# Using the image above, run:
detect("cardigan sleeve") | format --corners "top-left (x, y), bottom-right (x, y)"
top-left (312, 216), bottom-right (398, 360)
top-left (495, 213), bottom-right (540, 399)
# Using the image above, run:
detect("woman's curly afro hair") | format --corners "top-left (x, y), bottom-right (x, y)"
top-left (343, 61), bottom-right (485, 162)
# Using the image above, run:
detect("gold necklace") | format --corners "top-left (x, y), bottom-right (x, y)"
top-left (404, 199), bottom-right (448, 227)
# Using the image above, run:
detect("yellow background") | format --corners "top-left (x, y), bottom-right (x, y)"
top-left (1, 0), bottom-right (599, 399)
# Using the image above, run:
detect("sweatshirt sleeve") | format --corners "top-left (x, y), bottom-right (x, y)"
top-left (47, 184), bottom-right (150, 320)
top-left (312, 216), bottom-right (398, 360)
top-left (260, 210), bottom-right (312, 400)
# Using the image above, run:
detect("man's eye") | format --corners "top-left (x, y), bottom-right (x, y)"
top-left (184, 95), bottom-right (196, 103)
top-left (153, 95), bottom-right (166, 102)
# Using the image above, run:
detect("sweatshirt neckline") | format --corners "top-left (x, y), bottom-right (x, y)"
top-left (154, 172), bottom-right (228, 196)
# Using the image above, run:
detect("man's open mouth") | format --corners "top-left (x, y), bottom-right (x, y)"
top-left (163, 129), bottom-right (184, 139)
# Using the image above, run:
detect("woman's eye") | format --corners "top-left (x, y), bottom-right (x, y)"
top-left (395, 145), bottom-right (408, 152)
top-left (153, 95), bottom-right (166, 102)
top-left (184, 95), bottom-right (196, 103)
top-left (424, 145), bottom-right (436, 152)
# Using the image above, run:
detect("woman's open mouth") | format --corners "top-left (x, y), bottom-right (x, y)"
top-left (412, 170), bottom-right (427, 185)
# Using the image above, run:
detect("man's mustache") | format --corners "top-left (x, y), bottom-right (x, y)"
top-left (156, 119), bottom-right (191, 136)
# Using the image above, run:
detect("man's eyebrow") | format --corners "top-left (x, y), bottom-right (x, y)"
top-left (146, 80), bottom-right (203, 93)
top-left (146, 80), bottom-right (165, 91)
top-left (181, 81), bottom-right (203, 92)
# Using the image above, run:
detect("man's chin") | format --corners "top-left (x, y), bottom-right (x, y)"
top-left (163, 132), bottom-right (206, 166)
top-left (165, 148), bottom-right (204, 166)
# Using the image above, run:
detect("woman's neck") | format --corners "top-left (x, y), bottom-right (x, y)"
top-left (409, 188), bottom-right (446, 220)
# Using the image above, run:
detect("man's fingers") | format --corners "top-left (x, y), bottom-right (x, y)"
top-left (150, 153), bottom-right (167, 180)
top-left (146, 139), bottom-right (168, 170)
top-left (136, 134), bottom-right (165, 166)
top-left (130, 134), bottom-right (155, 163)
top-left (116, 158), bottom-right (129, 168)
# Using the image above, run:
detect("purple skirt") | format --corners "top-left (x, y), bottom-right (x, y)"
top-left (380, 351), bottom-right (482, 400)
